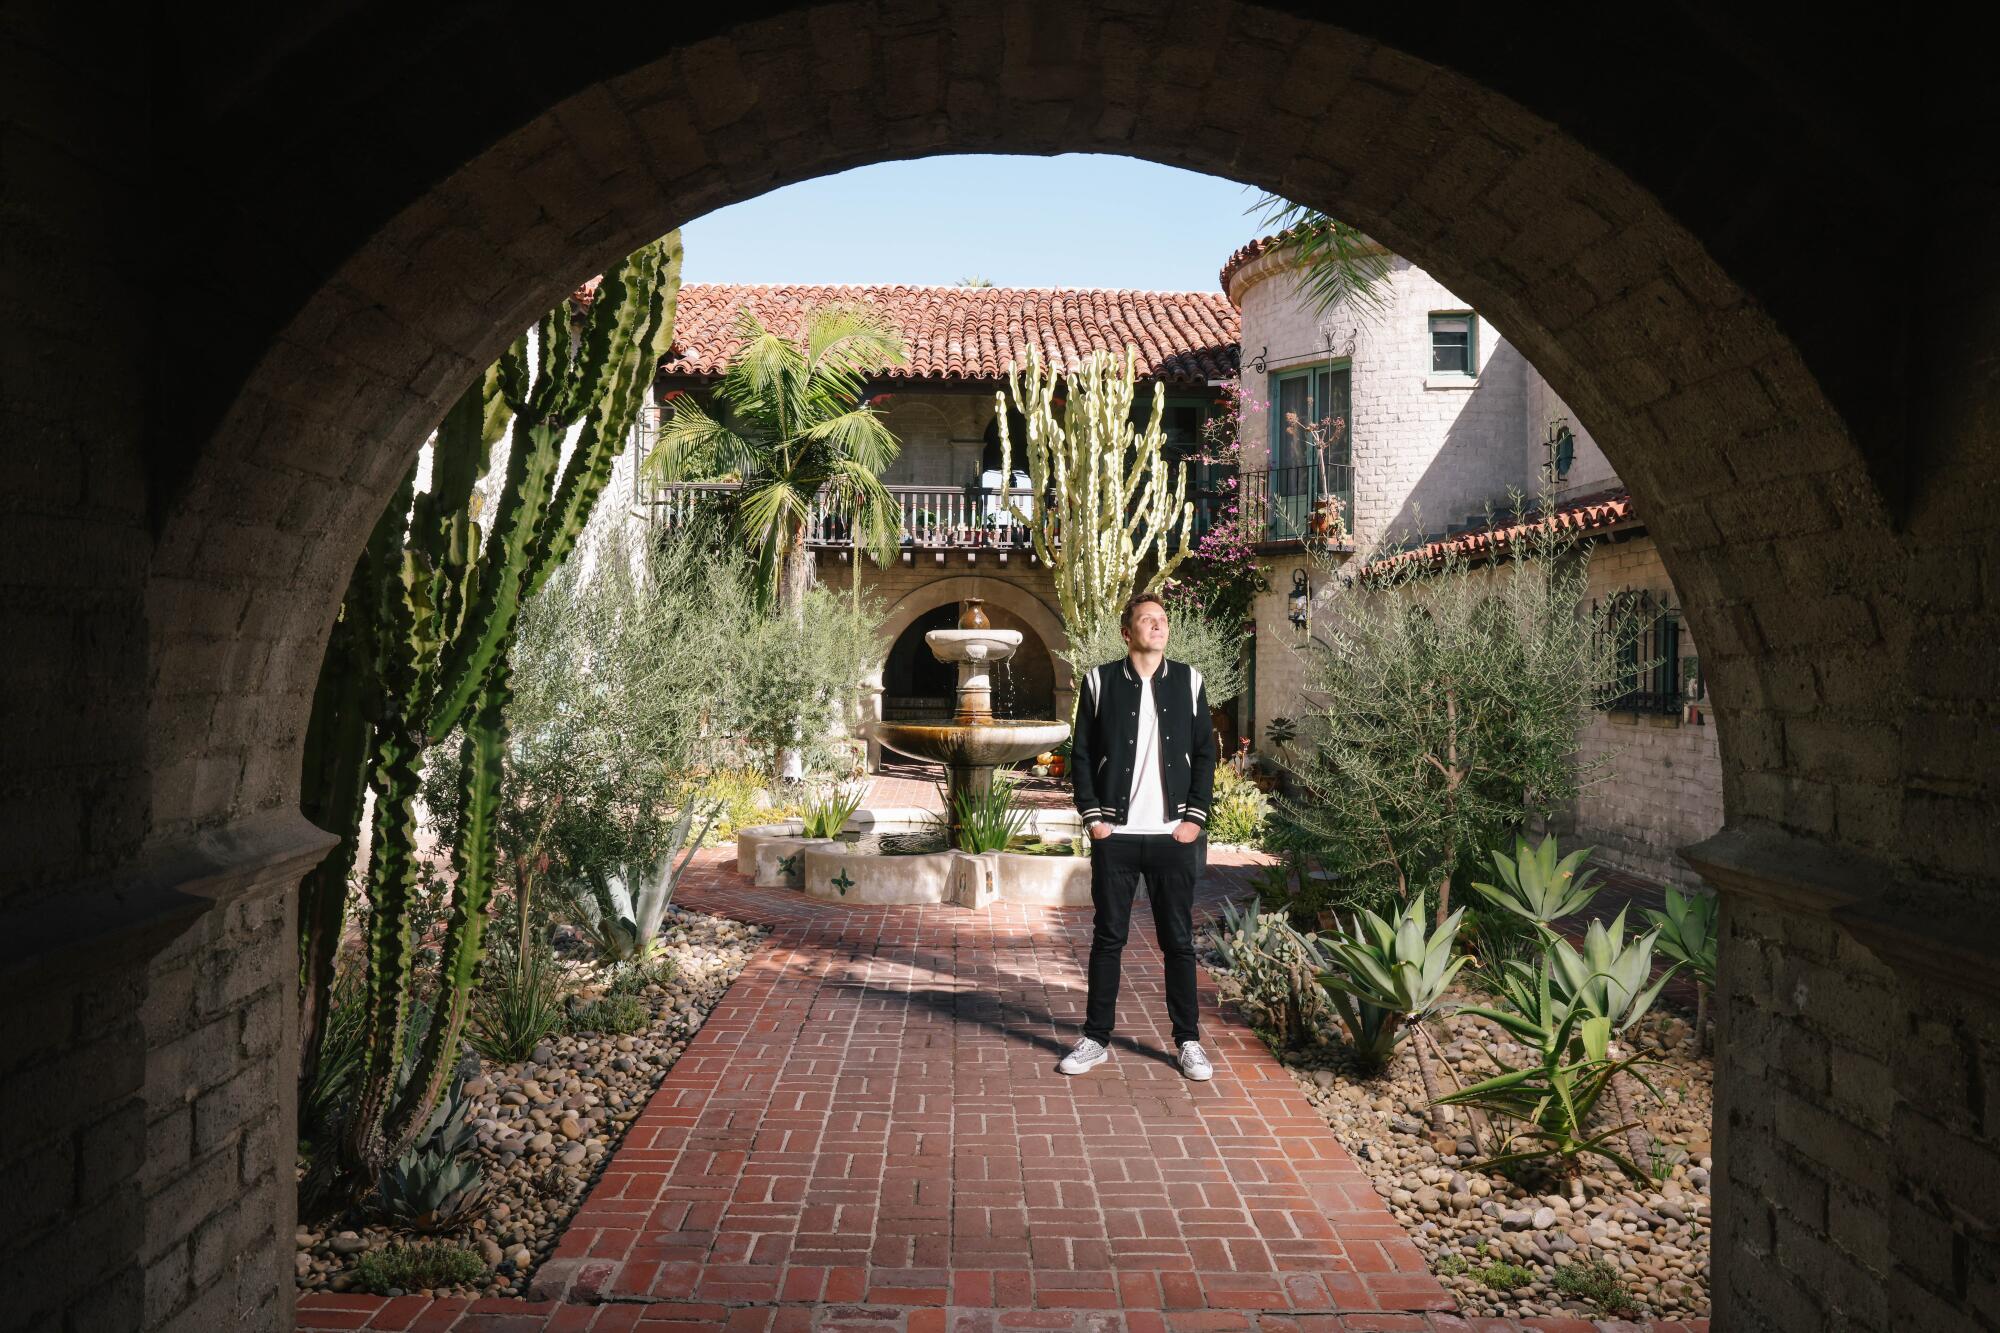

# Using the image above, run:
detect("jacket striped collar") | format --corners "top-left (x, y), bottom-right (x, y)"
top-left (1118, 656), bottom-right (1171, 683)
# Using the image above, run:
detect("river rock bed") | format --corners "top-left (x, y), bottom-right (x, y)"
top-left (296, 906), bottom-right (765, 1298)
top-left (1209, 967), bottom-right (1714, 1322)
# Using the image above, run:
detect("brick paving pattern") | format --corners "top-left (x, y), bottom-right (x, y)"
top-left (299, 847), bottom-right (1705, 1333)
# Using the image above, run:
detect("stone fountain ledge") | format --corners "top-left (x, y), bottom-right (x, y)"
top-left (737, 807), bottom-right (1090, 907)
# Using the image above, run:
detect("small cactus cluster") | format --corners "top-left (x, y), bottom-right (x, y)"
top-left (298, 234), bottom-right (683, 1191)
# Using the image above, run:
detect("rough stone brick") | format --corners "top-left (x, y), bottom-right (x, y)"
top-left (191, 1060), bottom-right (272, 1156)
top-left (77, 1099), bottom-right (147, 1206)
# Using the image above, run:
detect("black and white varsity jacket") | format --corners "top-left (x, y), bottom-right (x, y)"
top-left (1069, 656), bottom-right (1217, 830)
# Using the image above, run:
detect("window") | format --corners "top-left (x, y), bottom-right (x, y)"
top-left (1267, 365), bottom-right (1353, 540)
top-left (1430, 313), bottom-right (1476, 377)
top-left (1592, 589), bottom-right (1683, 715)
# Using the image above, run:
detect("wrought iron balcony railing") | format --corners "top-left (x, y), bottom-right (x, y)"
top-left (1232, 464), bottom-right (1357, 550)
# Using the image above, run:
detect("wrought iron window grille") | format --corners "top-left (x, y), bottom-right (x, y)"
top-left (1592, 588), bottom-right (1682, 715)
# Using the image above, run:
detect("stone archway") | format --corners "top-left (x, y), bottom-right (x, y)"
top-left (862, 575), bottom-right (1074, 769)
top-left (8, 7), bottom-right (1995, 1331)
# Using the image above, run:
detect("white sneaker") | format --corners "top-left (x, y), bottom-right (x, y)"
top-left (1179, 1041), bottom-right (1214, 1081)
top-left (1058, 1037), bottom-right (1110, 1074)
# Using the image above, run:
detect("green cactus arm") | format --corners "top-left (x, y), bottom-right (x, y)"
top-left (529, 235), bottom-right (683, 595)
top-left (341, 560), bottom-right (434, 1174)
top-left (481, 360), bottom-right (515, 447)
top-left (427, 414), bottom-right (564, 741)
top-left (295, 583), bottom-right (374, 1111)
top-left (522, 305), bottom-right (571, 422)
top-left (381, 672), bottom-right (507, 1160)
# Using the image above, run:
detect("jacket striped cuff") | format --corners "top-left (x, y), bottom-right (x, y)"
top-left (1079, 806), bottom-right (1112, 822)
top-left (1181, 806), bottom-right (1209, 825)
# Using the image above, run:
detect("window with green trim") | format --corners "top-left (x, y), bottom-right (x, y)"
top-left (1430, 313), bottom-right (1476, 376)
top-left (1266, 364), bottom-right (1352, 540)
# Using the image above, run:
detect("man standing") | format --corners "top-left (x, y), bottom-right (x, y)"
top-left (1059, 593), bottom-right (1218, 1081)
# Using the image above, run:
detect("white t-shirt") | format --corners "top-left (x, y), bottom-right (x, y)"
top-left (1115, 672), bottom-right (1180, 835)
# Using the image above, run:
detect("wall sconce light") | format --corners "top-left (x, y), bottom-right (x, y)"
top-left (1288, 568), bottom-right (1310, 630)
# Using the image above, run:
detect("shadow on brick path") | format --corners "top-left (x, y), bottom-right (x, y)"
top-left (299, 847), bottom-right (1708, 1333)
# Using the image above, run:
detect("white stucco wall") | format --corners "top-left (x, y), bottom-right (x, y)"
top-left (1523, 363), bottom-right (1618, 495)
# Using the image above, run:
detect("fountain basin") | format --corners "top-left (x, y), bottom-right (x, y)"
top-left (737, 807), bottom-right (1089, 906)
top-left (800, 842), bottom-right (1091, 907)
top-left (867, 719), bottom-right (1071, 768)
top-left (924, 627), bottom-right (1022, 662)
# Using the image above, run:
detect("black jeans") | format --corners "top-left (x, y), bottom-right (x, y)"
top-left (1082, 833), bottom-right (1202, 1048)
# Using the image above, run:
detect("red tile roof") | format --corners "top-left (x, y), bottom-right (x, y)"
top-left (1218, 225), bottom-right (1394, 302)
top-left (1219, 228), bottom-right (1303, 297)
top-left (654, 284), bottom-right (1239, 386)
top-left (1364, 487), bottom-right (1639, 573)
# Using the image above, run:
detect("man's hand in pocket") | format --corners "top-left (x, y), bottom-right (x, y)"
top-left (1172, 821), bottom-right (1200, 844)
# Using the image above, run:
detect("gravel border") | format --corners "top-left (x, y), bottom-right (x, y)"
top-left (296, 906), bottom-right (766, 1298)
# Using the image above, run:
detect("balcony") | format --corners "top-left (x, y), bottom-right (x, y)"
top-left (639, 479), bottom-right (1053, 552)
top-left (1232, 464), bottom-right (1356, 552)
top-left (631, 415), bottom-right (1345, 557)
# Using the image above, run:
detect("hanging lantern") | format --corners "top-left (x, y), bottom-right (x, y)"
top-left (1287, 568), bottom-right (1310, 629)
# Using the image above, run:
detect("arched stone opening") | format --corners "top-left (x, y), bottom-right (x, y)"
top-left (880, 602), bottom-right (1057, 722)
top-left (862, 575), bottom-right (1073, 770)
top-left (8, 7), bottom-right (1994, 1331)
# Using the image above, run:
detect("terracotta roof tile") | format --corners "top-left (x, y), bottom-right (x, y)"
top-left (1218, 228), bottom-right (1303, 296)
top-left (1364, 487), bottom-right (1639, 572)
top-left (655, 283), bottom-right (1239, 385)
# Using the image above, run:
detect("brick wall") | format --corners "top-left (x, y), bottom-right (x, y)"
top-left (1567, 535), bottom-right (1724, 886)
top-left (139, 880), bottom-right (295, 1331)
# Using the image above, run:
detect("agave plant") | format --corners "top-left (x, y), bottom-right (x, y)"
top-left (1546, 907), bottom-right (1677, 1035)
top-left (372, 1077), bottom-right (489, 1234)
top-left (1470, 834), bottom-right (1601, 928)
top-left (800, 781), bottom-right (867, 839)
top-left (1316, 897), bottom-right (1470, 1119)
top-left (1643, 886), bottom-right (1718, 1051)
top-left (1542, 906), bottom-right (1679, 1173)
top-left (1434, 998), bottom-right (1661, 1206)
top-left (557, 798), bottom-right (722, 962)
top-left (1204, 899), bottom-right (1332, 1049)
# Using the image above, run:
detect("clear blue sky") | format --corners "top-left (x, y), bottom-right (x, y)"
top-left (679, 154), bottom-right (1271, 292)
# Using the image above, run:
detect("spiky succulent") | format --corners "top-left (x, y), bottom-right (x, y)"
top-left (1470, 833), bottom-right (1600, 927)
top-left (1316, 896), bottom-right (1469, 1067)
top-left (371, 1080), bottom-right (489, 1233)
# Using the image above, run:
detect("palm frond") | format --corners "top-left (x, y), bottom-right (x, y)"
top-left (803, 304), bottom-right (906, 399)
top-left (802, 407), bottom-right (902, 474)
top-left (647, 395), bottom-right (752, 482)
top-left (1248, 195), bottom-right (1395, 320)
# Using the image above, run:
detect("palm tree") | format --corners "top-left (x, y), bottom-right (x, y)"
top-left (643, 304), bottom-right (905, 615)
top-left (1248, 194), bottom-right (1395, 320)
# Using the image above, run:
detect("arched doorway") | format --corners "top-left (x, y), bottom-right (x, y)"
top-left (12, 9), bottom-right (1993, 1331)
top-left (882, 601), bottom-right (1057, 722)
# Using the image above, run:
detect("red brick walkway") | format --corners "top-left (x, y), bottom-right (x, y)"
top-left (299, 849), bottom-right (1707, 1333)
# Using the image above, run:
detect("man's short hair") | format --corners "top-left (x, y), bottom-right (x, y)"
top-left (1120, 592), bottom-right (1168, 631)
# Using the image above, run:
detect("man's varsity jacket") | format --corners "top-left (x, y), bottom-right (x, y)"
top-left (1069, 656), bottom-right (1217, 829)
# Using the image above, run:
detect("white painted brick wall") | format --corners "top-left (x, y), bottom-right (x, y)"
top-left (1232, 254), bottom-right (1529, 548)
top-left (1524, 363), bottom-right (1619, 494)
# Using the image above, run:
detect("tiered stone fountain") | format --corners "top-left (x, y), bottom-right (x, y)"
top-left (735, 599), bottom-right (1087, 907)
top-left (867, 598), bottom-right (1071, 846)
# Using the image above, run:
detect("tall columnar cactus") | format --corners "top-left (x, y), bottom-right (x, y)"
top-left (994, 346), bottom-right (1194, 651)
top-left (296, 234), bottom-right (683, 1189)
